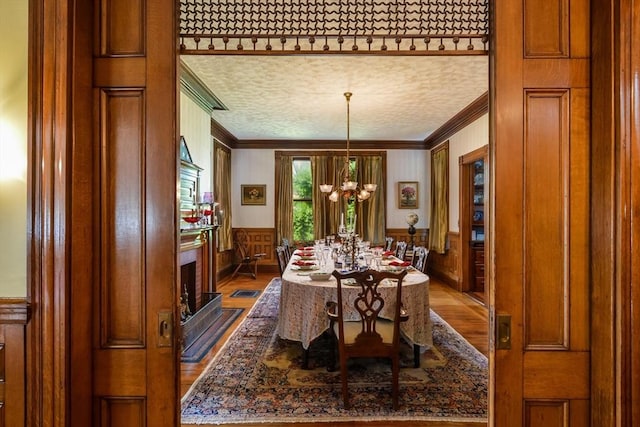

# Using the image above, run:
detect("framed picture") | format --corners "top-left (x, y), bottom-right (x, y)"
top-left (241, 184), bottom-right (266, 205)
top-left (398, 181), bottom-right (419, 209)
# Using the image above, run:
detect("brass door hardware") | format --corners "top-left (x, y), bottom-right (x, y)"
top-left (496, 313), bottom-right (511, 350)
top-left (158, 311), bottom-right (173, 347)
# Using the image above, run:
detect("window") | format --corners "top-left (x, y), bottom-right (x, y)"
top-left (292, 158), bottom-right (313, 242)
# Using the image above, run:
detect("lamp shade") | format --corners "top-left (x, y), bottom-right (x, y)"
top-left (319, 184), bottom-right (333, 193)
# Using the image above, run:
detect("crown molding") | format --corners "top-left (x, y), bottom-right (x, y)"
top-left (180, 60), bottom-right (227, 113)
top-left (211, 119), bottom-right (238, 147)
top-left (207, 92), bottom-right (488, 151)
top-left (424, 91), bottom-right (488, 149)
top-left (231, 139), bottom-right (426, 150)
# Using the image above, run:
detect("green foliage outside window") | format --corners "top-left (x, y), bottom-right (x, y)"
top-left (293, 160), bottom-right (313, 243)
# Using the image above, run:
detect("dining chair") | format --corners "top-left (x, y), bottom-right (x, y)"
top-left (275, 245), bottom-right (288, 276)
top-left (395, 241), bottom-right (408, 260)
top-left (384, 236), bottom-right (394, 251)
top-left (281, 238), bottom-right (293, 263)
top-left (327, 268), bottom-right (409, 410)
top-left (231, 229), bottom-right (266, 279)
top-left (412, 246), bottom-right (429, 273)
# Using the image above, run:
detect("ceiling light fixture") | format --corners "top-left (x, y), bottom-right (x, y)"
top-left (319, 92), bottom-right (377, 202)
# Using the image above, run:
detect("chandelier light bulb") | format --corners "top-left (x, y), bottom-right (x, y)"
top-left (357, 190), bottom-right (371, 201)
top-left (342, 181), bottom-right (358, 191)
top-left (319, 184), bottom-right (333, 193)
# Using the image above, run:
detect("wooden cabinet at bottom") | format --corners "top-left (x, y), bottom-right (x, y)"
top-left (471, 244), bottom-right (485, 293)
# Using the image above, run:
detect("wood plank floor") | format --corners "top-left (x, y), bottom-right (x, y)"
top-left (181, 272), bottom-right (489, 427)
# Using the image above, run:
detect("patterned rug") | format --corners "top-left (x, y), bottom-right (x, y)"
top-left (181, 278), bottom-right (488, 424)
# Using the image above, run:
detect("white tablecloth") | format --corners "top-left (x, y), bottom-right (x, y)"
top-left (276, 256), bottom-right (433, 350)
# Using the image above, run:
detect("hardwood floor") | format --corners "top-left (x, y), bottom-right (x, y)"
top-left (180, 272), bottom-right (489, 427)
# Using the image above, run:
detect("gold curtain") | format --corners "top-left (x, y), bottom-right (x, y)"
top-left (429, 143), bottom-right (449, 253)
top-left (311, 155), bottom-right (331, 238)
top-left (215, 144), bottom-right (233, 251)
top-left (356, 155), bottom-right (386, 245)
top-left (275, 153), bottom-right (293, 245)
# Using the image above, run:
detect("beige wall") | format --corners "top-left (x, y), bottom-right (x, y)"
top-left (446, 113), bottom-right (489, 232)
top-left (0, 0), bottom-right (28, 297)
top-left (180, 92), bottom-right (213, 197)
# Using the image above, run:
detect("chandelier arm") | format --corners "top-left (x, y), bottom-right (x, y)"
top-left (344, 91), bottom-right (352, 182)
top-left (319, 91), bottom-right (375, 203)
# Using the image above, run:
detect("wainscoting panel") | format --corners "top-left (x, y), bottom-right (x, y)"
top-left (227, 228), bottom-right (279, 275)
top-left (0, 299), bottom-right (29, 427)
top-left (427, 232), bottom-right (460, 289)
top-left (385, 227), bottom-right (428, 249)
top-left (219, 228), bottom-right (462, 282)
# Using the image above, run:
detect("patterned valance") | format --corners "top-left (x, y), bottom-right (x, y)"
top-left (180, 0), bottom-right (489, 55)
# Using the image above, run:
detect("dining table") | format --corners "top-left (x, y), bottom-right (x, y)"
top-left (276, 249), bottom-right (433, 353)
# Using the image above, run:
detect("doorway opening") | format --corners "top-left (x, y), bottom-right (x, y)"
top-left (459, 146), bottom-right (489, 304)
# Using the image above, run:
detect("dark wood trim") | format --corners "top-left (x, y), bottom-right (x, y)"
top-left (207, 92), bottom-right (489, 152)
top-left (424, 92), bottom-right (489, 149)
top-left (461, 145), bottom-right (489, 164)
top-left (431, 139), bottom-right (449, 155)
top-left (236, 140), bottom-right (426, 150)
top-left (590, 0), bottom-right (618, 426)
top-left (211, 119), bottom-right (238, 147)
top-left (28, 0), bottom-right (75, 424)
top-left (0, 300), bottom-right (30, 324)
top-left (275, 149), bottom-right (386, 157)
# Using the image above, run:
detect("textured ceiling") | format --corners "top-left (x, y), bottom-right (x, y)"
top-left (181, 55), bottom-right (488, 142)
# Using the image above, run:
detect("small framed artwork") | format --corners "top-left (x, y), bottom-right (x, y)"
top-left (398, 181), bottom-right (419, 209)
top-left (241, 184), bottom-right (266, 205)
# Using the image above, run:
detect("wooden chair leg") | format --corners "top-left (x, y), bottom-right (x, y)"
top-left (414, 344), bottom-right (421, 368)
top-left (252, 260), bottom-right (258, 279)
top-left (230, 263), bottom-right (243, 279)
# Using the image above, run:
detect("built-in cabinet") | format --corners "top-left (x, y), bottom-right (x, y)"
top-left (470, 160), bottom-right (485, 295)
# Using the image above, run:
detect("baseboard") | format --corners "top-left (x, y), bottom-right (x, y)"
top-left (426, 267), bottom-right (459, 290)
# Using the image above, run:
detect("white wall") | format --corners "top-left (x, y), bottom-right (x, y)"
top-left (444, 113), bottom-right (489, 232)
top-left (231, 149), bottom-right (429, 229)
top-left (180, 92), bottom-right (213, 197)
top-left (232, 149), bottom-right (276, 228)
top-left (386, 150), bottom-right (430, 229)
top-left (0, 0), bottom-right (28, 297)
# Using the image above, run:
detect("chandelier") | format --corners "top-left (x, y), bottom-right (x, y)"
top-left (319, 92), bottom-right (377, 202)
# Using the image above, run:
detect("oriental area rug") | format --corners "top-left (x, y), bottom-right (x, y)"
top-left (181, 278), bottom-right (488, 424)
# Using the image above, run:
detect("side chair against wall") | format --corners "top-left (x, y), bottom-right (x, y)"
top-left (231, 229), bottom-right (266, 279)
top-left (395, 241), bottom-right (408, 261)
top-left (275, 245), bottom-right (288, 276)
top-left (327, 269), bottom-right (409, 410)
top-left (412, 246), bottom-right (429, 273)
top-left (384, 236), bottom-right (394, 251)
top-left (281, 238), bottom-right (292, 263)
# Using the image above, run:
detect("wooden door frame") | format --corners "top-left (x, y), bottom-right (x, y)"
top-left (26, 0), bottom-right (636, 425)
top-left (589, 0), bottom-right (638, 424)
top-left (458, 145), bottom-right (489, 295)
